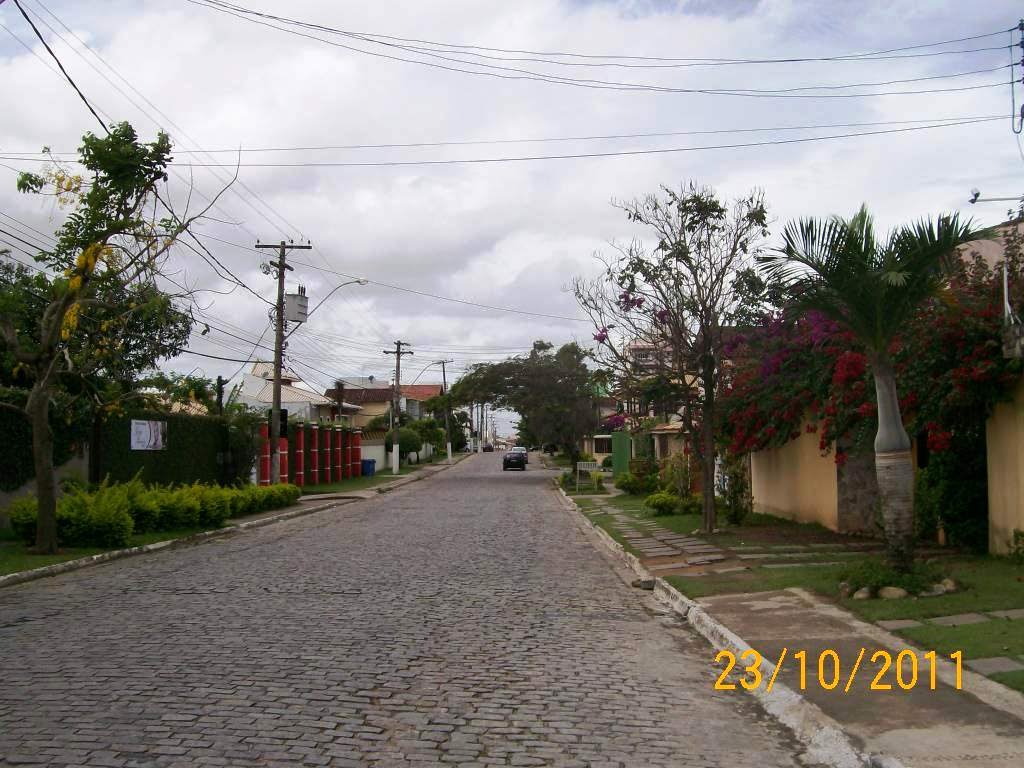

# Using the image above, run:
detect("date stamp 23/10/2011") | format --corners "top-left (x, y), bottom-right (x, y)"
top-left (714, 648), bottom-right (964, 693)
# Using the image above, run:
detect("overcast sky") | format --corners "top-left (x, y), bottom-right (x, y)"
top-left (2, 0), bottom-right (1022, 436)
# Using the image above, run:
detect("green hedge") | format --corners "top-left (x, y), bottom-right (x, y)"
top-left (7, 481), bottom-right (301, 548)
top-left (95, 410), bottom-right (253, 486)
top-left (0, 388), bottom-right (88, 492)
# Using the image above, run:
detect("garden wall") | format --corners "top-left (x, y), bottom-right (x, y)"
top-left (987, 377), bottom-right (1024, 555)
top-left (92, 411), bottom-right (236, 486)
top-left (750, 425), bottom-right (838, 529)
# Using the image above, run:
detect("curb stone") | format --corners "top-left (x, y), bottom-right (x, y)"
top-left (557, 487), bottom-right (884, 768)
top-left (0, 455), bottom-right (473, 590)
top-left (0, 500), bottom-right (346, 590)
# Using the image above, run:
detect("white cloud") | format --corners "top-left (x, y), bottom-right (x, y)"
top-left (2, 0), bottom-right (1021, 430)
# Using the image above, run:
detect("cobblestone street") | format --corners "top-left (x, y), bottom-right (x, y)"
top-left (0, 455), bottom-right (807, 767)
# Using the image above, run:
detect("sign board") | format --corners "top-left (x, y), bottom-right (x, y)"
top-left (130, 419), bottom-right (167, 451)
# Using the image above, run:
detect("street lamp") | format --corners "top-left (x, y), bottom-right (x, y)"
top-left (284, 277), bottom-right (368, 340)
top-left (968, 188), bottom-right (1021, 205)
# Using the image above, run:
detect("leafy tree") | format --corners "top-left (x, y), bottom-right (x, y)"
top-left (758, 206), bottom-right (983, 571)
top-left (575, 182), bottom-right (770, 532)
top-left (0, 123), bottom-right (223, 553)
top-left (138, 371), bottom-right (217, 413)
top-left (449, 341), bottom-right (596, 461)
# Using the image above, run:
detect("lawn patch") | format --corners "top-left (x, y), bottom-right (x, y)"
top-left (897, 618), bottom-right (1024, 660)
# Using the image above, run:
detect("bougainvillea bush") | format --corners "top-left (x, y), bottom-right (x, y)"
top-left (720, 225), bottom-right (1024, 549)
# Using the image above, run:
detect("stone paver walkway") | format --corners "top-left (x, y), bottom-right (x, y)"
top-left (699, 589), bottom-right (1024, 768)
top-left (0, 454), bottom-right (805, 768)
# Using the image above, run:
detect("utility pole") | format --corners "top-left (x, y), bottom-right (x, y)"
top-left (438, 359), bottom-right (454, 463)
top-left (477, 402), bottom-right (484, 453)
top-left (383, 340), bottom-right (413, 474)
top-left (215, 376), bottom-right (226, 416)
top-left (333, 379), bottom-right (345, 424)
top-left (256, 239), bottom-right (311, 484)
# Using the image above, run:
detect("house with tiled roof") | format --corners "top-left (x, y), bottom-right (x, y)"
top-left (235, 362), bottom-right (361, 424)
top-left (322, 382), bottom-right (445, 428)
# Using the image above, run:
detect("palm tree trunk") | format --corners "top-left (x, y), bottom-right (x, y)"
top-left (870, 356), bottom-right (914, 572)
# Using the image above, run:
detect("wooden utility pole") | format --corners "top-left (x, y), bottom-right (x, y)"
top-left (333, 379), bottom-right (345, 424)
top-left (383, 340), bottom-right (413, 474)
top-left (256, 239), bottom-right (311, 484)
top-left (438, 359), bottom-right (454, 463)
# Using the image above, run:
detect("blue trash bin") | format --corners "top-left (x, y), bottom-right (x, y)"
top-left (361, 458), bottom-right (376, 477)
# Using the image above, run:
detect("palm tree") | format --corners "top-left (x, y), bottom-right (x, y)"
top-left (758, 206), bottom-right (984, 572)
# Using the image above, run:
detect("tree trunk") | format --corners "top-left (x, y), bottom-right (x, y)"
top-left (870, 356), bottom-right (914, 572)
top-left (29, 387), bottom-right (59, 554)
top-left (700, 355), bottom-right (717, 533)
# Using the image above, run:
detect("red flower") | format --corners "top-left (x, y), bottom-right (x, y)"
top-left (832, 351), bottom-right (867, 388)
top-left (927, 429), bottom-right (952, 452)
top-left (856, 402), bottom-right (876, 417)
top-left (834, 451), bottom-right (849, 466)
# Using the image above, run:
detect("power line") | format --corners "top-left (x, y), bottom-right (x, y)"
top-left (9, 0), bottom-right (107, 133)
top-left (14, 114), bottom-right (1011, 155)
top-left (194, 2), bottom-right (1013, 67)
top-left (189, 2), bottom-right (1014, 99)
top-left (25, 0), bottom-right (304, 243)
top-left (285, 258), bottom-right (589, 323)
top-left (2, 115), bottom-right (1002, 169)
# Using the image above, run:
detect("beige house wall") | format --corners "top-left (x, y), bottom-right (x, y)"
top-left (352, 402), bottom-right (389, 429)
top-left (750, 427), bottom-right (839, 530)
top-left (987, 378), bottom-right (1024, 555)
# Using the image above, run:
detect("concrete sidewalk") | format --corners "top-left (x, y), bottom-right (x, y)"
top-left (699, 588), bottom-right (1024, 768)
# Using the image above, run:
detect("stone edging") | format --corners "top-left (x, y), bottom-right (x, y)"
top-left (556, 487), bottom-right (882, 768)
top-left (0, 457), bottom-right (474, 591)
top-left (0, 500), bottom-right (347, 591)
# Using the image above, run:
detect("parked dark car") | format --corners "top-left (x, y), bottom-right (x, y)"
top-left (502, 451), bottom-right (526, 471)
top-left (482, 443), bottom-right (495, 452)
top-left (510, 446), bottom-right (529, 464)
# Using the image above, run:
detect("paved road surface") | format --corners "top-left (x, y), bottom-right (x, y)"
top-left (0, 454), bottom-right (806, 767)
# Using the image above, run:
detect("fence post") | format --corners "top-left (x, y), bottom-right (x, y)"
top-left (294, 422), bottom-right (304, 487)
top-left (310, 424), bottom-right (319, 485)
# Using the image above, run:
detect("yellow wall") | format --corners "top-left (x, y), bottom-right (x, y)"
top-left (750, 427), bottom-right (838, 530)
top-left (987, 378), bottom-right (1024, 555)
top-left (352, 402), bottom-right (389, 429)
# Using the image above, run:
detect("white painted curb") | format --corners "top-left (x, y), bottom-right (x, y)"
top-left (558, 488), bottom-right (885, 768)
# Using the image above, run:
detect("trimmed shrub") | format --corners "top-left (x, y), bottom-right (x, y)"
top-left (85, 487), bottom-right (134, 547)
top-left (4, 481), bottom-right (301, 549)
top-left (616, 471), bottom-right (658, 496)
top-left (159, 488), bottom-right (201, 529)
top-left (601, 455), bottom-right (613, 468)
top-left (677, 494), bottom-right (702, 516)
top-left (8, 496), bottom-right (39, 544)
top-left (644, 491), bottom-right (680, 516)
top-left (129, 490), bottom-right (163, 533)
top-left (194, 484), bottom-right (231, 528)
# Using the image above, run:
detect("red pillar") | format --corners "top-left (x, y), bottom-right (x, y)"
top-left (310, 425), bottom-right (319, 485)
top-left (352, 430), bottom-right (363, 477)
top-left (294, 423), bottom-right (305, 487)
top-left (342, 430), bottom-right (352, 479)
top-left (279, 437), bottom-right (288, 485)
top-left (322, 424), bottom-right (331, 484)
top-left (259, 423), bottom-right (270, 486)
top-left (333, 427), bottom-right (343, 481)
